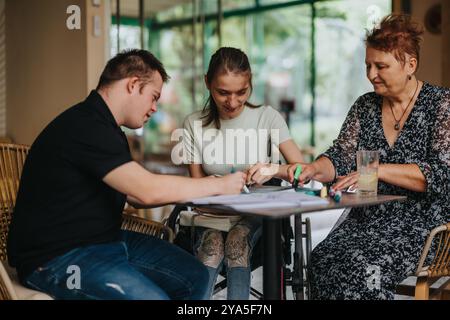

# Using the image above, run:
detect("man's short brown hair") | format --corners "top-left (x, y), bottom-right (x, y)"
top-left (96, 49), bottom-right (170, 91)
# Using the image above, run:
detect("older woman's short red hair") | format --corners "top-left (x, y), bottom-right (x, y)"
top-left (366, 14), bottom-right (424, 67)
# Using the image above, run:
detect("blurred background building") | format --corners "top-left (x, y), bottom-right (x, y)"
top-left (2, 0), bottom-right (449, 159)
top-left (0, 0), bottom-right (449, 222)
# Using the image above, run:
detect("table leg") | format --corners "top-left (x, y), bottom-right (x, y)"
top-left (263, 218), bottom-right (282, 300)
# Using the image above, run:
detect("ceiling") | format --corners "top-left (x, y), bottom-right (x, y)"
top-left (111, 0), bottom-right (192, 17)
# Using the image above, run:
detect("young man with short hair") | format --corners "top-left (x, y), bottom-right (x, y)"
top-left (7, 49), bottom-right (246, 300)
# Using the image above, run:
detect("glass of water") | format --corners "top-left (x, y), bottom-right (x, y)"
top-left (357, 150), bottom-right (379, 197)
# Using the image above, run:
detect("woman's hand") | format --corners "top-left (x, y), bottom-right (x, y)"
top-left (331, 171), bottom-right (359, 192)
top-left (246, 162), bottom-right (279, 185)
top-left (287, 163), bottom-right (317, 187)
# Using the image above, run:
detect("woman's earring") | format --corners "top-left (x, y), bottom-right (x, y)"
top-left (408, 74), bottom-right (412, 80)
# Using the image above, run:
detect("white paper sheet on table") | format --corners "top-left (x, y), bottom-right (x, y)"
top-left (189, 189), bottom-right (328, 211)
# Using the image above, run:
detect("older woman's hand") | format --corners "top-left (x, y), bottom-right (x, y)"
top-left (332, 171), bottom-right (359, 192)
top-left (246, 162), bottom-right (279, 185)
top-left (287, 163), bottom-right (317, 187)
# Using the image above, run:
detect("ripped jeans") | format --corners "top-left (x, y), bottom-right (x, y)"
top-left (23, 230), bottom-right (210, 300)
top-left (193, 216), bottom-right (262, 300)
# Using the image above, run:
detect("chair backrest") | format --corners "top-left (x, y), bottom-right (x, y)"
top-left (0, 143), bottom-right (30, 211)
top-left (416, 223), bottom-right (450, 278)
top-left (0, 144), bottom-right (30, 262)
top-left (122, 213), bottom-right (174, 243)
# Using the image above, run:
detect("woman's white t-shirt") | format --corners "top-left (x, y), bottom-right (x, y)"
top-left (183, 105), bottom-right (292, 176)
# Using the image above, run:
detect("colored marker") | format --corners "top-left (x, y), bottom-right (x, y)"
top-left (333, 190), bottom-right (342, 203)
top-left (293, 165), bottom-right (302, 189)
top-left (320, 186), bottom-right (328, 198)
top-left (329, 187), bottom-right (336, 198)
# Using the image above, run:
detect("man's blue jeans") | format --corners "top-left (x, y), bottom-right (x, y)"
top-left (23, 230), bottom-right (210, 300)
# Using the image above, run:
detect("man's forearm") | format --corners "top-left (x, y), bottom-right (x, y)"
top-left (140, 174), bottom-right (222, 206)
top-left (104, 162), bottom-right (223, 207)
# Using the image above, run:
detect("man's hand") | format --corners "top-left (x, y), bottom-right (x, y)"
top-left (215, 171), bottom-right (247, 195)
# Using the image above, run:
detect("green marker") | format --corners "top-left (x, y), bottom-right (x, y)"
top-left (293, 165), bottom-right (302, 189)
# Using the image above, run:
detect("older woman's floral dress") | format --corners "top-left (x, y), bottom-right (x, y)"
top-left (310, 82), bottom-right (450, 300)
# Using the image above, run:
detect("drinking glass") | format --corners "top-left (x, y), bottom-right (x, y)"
top-left (357, 150), bottom-right (379, 197)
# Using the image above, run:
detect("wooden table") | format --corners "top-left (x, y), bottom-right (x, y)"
top-left (183, 192), bottom-right (407, 300)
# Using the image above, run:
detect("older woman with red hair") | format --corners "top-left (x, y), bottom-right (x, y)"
top-left (288, 14), bottom-right (450, 299)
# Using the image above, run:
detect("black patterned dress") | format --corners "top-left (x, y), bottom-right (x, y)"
top-left (310, 82), bottom-right (450, 300)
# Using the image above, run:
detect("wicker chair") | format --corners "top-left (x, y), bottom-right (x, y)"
top-left (0, 143), bottom-right (174, 300)
top-left (414, 222), bottom-right (450, 300)
top-left (121, 211), bottom-right (174, 243)
top-left (0, 143), bottom-right (29, 212)
top-left (0, 143), bottom-right (52, 299)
